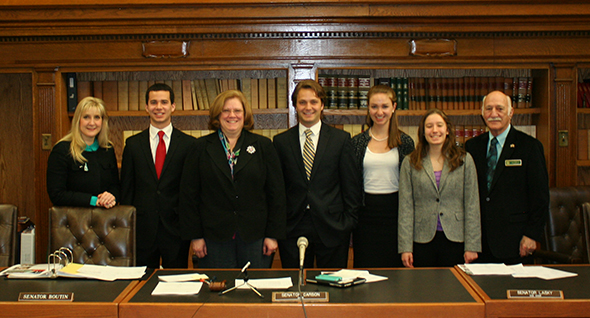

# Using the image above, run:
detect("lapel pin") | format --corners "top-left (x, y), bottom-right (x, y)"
top-left (510, 144), bottom-right (515, 148)
top-left (246, 145), bottom-right (256, 154)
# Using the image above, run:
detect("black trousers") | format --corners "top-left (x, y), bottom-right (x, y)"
top-left (353, 192), bottom-right (403, 268)
top-left (279, 210), bottom-right (349, 269)
top-left (137, 220), bottom-right (190, 269)
top-left (412, 231), bottom-right (465, 267)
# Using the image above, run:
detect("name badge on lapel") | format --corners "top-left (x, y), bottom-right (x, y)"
top-left (505, 159), bottom-right (522, 167)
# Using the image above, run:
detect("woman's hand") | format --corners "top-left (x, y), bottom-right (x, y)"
top-left (401, 252), bottom-right (414, 268)
top-left (97, 191), bottom-right (116, 209)
top-left (464, 251), bottom-right (478, 264)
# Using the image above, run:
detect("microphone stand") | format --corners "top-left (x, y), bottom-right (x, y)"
top-left (219, 266), bottom-right (264, 298)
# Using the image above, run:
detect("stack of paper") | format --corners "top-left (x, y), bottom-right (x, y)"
top-left (458, 263), bottom-right (578, 280)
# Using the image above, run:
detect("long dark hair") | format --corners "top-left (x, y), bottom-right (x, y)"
top-left (409, 108), bottom-right (465, 171)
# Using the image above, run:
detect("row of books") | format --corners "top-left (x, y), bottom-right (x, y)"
top-left (69, 75), bottom-right (288, 112)
top-left (318, 75), bottom-right (534, 110)
top-left (578, 82), bottom-right (590, 108)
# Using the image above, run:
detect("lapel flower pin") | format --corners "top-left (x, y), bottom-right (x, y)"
top-left (510, 144), bottom-right (515, 148)
top-left (246, 145), bottom-right (256, 154)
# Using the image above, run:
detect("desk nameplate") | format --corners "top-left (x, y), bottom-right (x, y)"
top-left (18, 292), bottom-right (74, 302)
top-left (507, 290), bottom-right (563, 300)
top-left (272, 291), bottom-right (329, 302)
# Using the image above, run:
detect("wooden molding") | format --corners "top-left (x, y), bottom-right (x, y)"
top-left (409, 39), bottom-right (457, 57)
top-left (142, 41), bottom-right (190, 58)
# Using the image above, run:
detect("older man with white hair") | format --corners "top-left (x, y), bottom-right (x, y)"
top-left (465, 90), bottom-right (549, 265)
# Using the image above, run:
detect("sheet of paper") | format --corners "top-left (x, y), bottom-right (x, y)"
top-left (329, 269), bottom-right (388, 283)
top-left (460, 263), bottom-right (578, 280)
top-left (511, 266), bottom-right (578, 280)
top-left (235, 277), bottom-right (293, 289)
top-left (460, 263), bottom-right (516, 275)
top-left (58, 263), bottom-right (146, 281)
top-left (159, 273), bottom-right (209, 282)
top-left (152, 282), bottom-right (203, 295)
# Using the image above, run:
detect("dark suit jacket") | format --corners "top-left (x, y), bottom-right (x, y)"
top-left (465, 126), bottom-right (549, 259)
top-left (120, 127), bottom-right (197, 248)
top-left (273, 123), bottom-right (362, 247)
top-left (179, 129), bottom-right (286, 243)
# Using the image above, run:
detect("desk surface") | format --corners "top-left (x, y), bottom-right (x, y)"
top-left (0, 276), bottom-right (137, 318)
top-left (459, 265), bottom-right (590, 318)
top-left (119, 268), bottom-right (484, 318)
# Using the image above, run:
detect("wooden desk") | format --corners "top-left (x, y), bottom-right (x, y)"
top-left (457, 265), bottom-right (590, 318)
top-left (119, 268), bottom-right (484, 318)
top-left (0, 276), bottom-right (138, 318)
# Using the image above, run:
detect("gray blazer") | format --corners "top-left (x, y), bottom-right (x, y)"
top-left (398, 153), bottom-right (481, 254)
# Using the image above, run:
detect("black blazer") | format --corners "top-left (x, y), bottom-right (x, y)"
top-left (465, 126), bottom-right (549, 259)
top-left (120, 127), bottom-right (197, 247)
top-left (273, 123), bottom-right (362, 247)
top-left (47, 140), bottom-right (120, 207)
top-left (179, 130), bottom-right (286, 243)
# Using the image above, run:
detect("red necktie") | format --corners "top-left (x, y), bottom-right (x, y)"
top-left (155, 131), bottom-right (166, 179)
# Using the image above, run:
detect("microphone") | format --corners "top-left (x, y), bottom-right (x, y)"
top-left (297, 237), bottom-right (308, 268)
top-left (241, 261), bottom-right (251, 273)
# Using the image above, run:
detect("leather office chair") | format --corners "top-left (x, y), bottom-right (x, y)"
top-left (534, 186), bottom-right (590, 264)
top-left (0, 204), bottom-right (17, 267)
top-left (49, 205), bottom-right (136, 266)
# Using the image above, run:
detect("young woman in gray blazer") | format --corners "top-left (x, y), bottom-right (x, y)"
top-left (398, 108), bottom-right (481, 267)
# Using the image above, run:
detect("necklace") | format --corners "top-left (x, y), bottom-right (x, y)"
top-left (369, 128), bottom-right (389, 142)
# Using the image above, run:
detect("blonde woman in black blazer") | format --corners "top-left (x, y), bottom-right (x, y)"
top-left (179, 90), bottom-right (286, 269)
top-left (398, 108), bottom-right (481, 268)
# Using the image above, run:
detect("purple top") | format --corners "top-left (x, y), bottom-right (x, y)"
top-left (435, 170), bottom-right (444, 232)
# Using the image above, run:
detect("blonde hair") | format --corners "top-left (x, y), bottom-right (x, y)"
top-left (58, 96), bottom-right (112, 163)
top-left (208, 90), bottom-right (254, 130)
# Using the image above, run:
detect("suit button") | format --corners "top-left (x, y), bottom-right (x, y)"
top-left (436, 198), bottom-right (440, 202)
top-left (486, 197), bottom-right (490, 202)
top-left (157, 191), bottom-right (161, 195)
top-left (439, 212), bottom-right (443, 216)
top-left (235, 195), bottom-right (238, 199)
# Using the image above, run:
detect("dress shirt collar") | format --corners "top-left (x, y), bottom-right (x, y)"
top-left (298, 121), bottom-right (321, 137)
top-left (488, 123), bottom-right (511, 149)
top-left (149, 123), bottom-right (173, 140)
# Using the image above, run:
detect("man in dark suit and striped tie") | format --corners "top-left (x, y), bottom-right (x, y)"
top-left (273, 79), bottom-right (361, 268)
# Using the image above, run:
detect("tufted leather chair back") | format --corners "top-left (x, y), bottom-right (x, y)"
top-left (0, 204), bottom-right (17, 267)
top-left (544, 186), bottom-right (590, 264)
top-left (49, 205), bottom-right (136, 266)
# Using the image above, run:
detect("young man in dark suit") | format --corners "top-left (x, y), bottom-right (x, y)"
top-left (273, 79), bottom-right (361, 268)
top-left (121, 83), bottom-right (197, 268)
top-left (465, 90), bottom-right (549, 265)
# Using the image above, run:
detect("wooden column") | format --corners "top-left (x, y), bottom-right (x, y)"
top-left (553, 64), bottom-right (577, 187)
top-left (288, 63), bottom-right (317, 127)
top-left (34, 69), bottom-right (58, 263)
